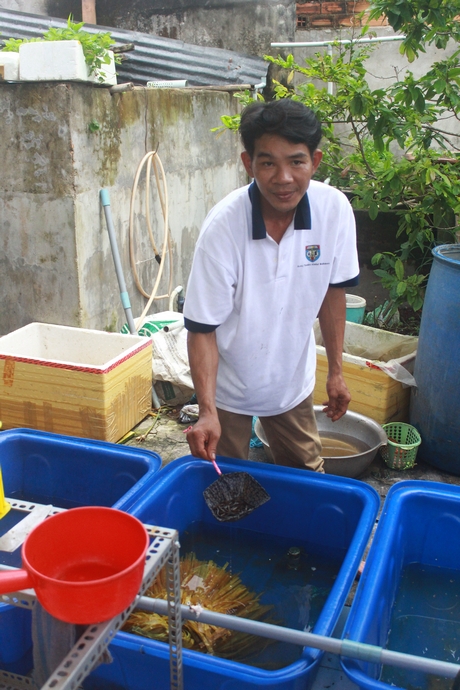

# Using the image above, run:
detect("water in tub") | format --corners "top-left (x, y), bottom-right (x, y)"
top-left (382, 562), bottom-right (460, 689)
top-left (128, 521), bottom-right (343, 670)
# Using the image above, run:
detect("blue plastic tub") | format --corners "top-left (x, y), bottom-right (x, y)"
top-left (0, 428), bottom-right (162, 675)
top-left (0, 606), bottom-right (32, 675)
top-left (341, 480), bottom-right (460, 689)
top-left (85, 455), bottom-right (379, 690)
top-left (0, 427), bottom-right (161, 510)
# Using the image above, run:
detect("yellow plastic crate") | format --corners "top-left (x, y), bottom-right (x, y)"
top-left (0, 323), bottom-right (152, 442)
top-left (314, 321), bottom-right (418, 425)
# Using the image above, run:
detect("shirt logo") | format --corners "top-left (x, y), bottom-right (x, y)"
top-left (306, 245), bottom-right (320, 262)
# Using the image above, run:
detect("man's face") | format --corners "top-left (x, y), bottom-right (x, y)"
top-left (241, 134), bottom-right (322, 218)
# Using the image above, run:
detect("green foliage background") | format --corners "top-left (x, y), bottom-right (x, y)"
top-left (215, 0), bottom-right (460, 316)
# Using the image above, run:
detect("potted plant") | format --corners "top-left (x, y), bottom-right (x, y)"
top-left (1, 15), bottom-right (121, 84)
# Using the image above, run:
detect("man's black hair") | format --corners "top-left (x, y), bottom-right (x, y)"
top-left (239, 100), bottom-right (322, 159)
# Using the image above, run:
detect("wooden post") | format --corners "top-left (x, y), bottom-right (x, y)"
top-left (82, 0), bottom-right (97, 25)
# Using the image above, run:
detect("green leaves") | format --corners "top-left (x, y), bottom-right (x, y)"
top-left (394, 258), bottom-right (405, 281)
top-left (369, 0), bottom-right (460, 59)
top-left (215, 3), bottom-right (460, 317)
top-left (1, 14), bottom-right (120, 82)
top-left (371, 252), bottom-right (427, 312)
top-left (88, 119), bottom-right (101, 133)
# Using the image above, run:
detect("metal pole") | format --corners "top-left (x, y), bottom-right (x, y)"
top-left (270, 34), bottom-right (406, 107)
top-left (327, 44), bottom-right (334, 95)
top-left (137, 596), bottom-right (460, 680)
top-left (100, 188), bottom-right (137, 336)
top-left (271, 35), bottom-right (406, 48)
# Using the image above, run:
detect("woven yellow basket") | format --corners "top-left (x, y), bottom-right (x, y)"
top-left (381, 423), bottom-right (421, 470)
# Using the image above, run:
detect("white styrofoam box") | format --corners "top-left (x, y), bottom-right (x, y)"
top-left (0, 323), bottom-right (153, 442)
top-left (19, 41), bottom-right (116, 85)
top-left (88, 50), bottom-right (117, 85)
top-left (313, 319), bottom-right (418, 424)
top-left (20, 40), bottom-right (87, 81)
top-left (0, 52), bottom-right (20, 81)
top-left (0, 322), bottom-right (146, 368)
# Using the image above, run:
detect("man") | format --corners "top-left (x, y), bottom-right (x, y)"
top-left (183, 99), bottom-right (359, 472)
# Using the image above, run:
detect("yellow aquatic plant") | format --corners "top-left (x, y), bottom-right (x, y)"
top-left (123, 553), bottom-right (276, 660)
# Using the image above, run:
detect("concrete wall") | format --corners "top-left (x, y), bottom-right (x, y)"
top-left (0, 0), bottom-right (294, 57)
top-left (126, 3), bottom-right (295, 56)
top-left (86, 0), bottom-right (295, 56)
top-left (0, 82), bottom-right (244, 336)
top-left (0, 0), bottom-right (46, 12)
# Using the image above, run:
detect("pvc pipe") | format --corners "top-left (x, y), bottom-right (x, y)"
top-left (110, 82), bottom-right (134, 94)
top-left (271, 35), bottom-right (406, 48)
top-left (327, 45), bottom-right (333, 95)
top-left (168, 285), bottom-right (184, 312)
top-left (147, 80), bottom-right (188, 88)
top-left (100, 189), bottom-right (137, 336)
top-left (137, 596), bottom-right (460, 679)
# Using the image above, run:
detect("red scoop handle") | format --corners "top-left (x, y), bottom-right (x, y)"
top-left (0, 568), bottom-right (32, 595)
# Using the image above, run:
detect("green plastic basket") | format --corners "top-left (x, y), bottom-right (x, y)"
top-left (381, 422), bottom-right (421, 470)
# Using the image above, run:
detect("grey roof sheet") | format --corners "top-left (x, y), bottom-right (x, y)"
top-left (0, 8), bottom-right (267, 86)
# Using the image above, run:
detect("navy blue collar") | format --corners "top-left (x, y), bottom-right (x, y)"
top-left (248, 181), bottom-right (312, 240)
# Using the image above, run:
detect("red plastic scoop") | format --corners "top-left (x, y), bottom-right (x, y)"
top-left (0, 506), bottom-right (149, 624)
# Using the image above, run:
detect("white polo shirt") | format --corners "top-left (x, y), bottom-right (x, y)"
top-left (184, 180), bottom-right (359, 417)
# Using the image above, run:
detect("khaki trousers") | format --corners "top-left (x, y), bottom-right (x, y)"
top-left (216, 393), bottom-right (324, 472)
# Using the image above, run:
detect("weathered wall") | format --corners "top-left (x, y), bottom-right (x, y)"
top-left (0, 0), bottom-right (46, 12)
top-left (90, 0), bottom-right (295, 56)
top-left (0, 83), bottom-right (244, 336)
top-left (127, 3), bottom-right (294, 56)
top-left (0, 0), bottom-right (295, 57)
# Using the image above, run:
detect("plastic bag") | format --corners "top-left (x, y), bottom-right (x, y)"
top-left (136, 311), bottom-right (195, 405)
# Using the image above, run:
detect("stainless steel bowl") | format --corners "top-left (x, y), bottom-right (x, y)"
top-left (254, 406), bottom-right (387, 478)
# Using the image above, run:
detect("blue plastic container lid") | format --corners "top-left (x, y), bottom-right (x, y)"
top-left (432, 243), bottom-right (460, 266)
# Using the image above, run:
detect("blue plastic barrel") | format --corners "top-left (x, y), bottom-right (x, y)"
top-left (410, 244), bottom-right (460, 474)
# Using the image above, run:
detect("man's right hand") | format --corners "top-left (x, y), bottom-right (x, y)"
top-left (186, 412), bottom-right (221, 462)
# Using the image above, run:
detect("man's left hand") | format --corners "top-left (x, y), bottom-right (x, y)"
top-left (322, 373), bottom-right (351, 421)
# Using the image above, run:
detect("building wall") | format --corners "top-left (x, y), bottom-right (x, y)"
top-left (0, 0), bottom-right (295, 57)
top-left (0, 82), bottom-right (244, 335)
top-left (127, 3), bottom-right (295, 56)
top-left (0, 0), bottom-right (46, 12)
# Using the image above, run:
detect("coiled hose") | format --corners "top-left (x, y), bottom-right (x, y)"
top-left (129, 149), bottom-right (174, 331)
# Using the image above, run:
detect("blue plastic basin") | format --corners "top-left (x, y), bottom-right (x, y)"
top-left (0, 427), bottom-right (161, 510)
top-left (0, 426), bottom-right (162, 666)
top-left (84, 455), bottom-right (379, 690)
top-left (341, 480), bottom-right (460, 689)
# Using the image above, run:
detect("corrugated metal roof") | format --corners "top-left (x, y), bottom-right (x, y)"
top-left (0, 8), bottom-right (268, 86)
